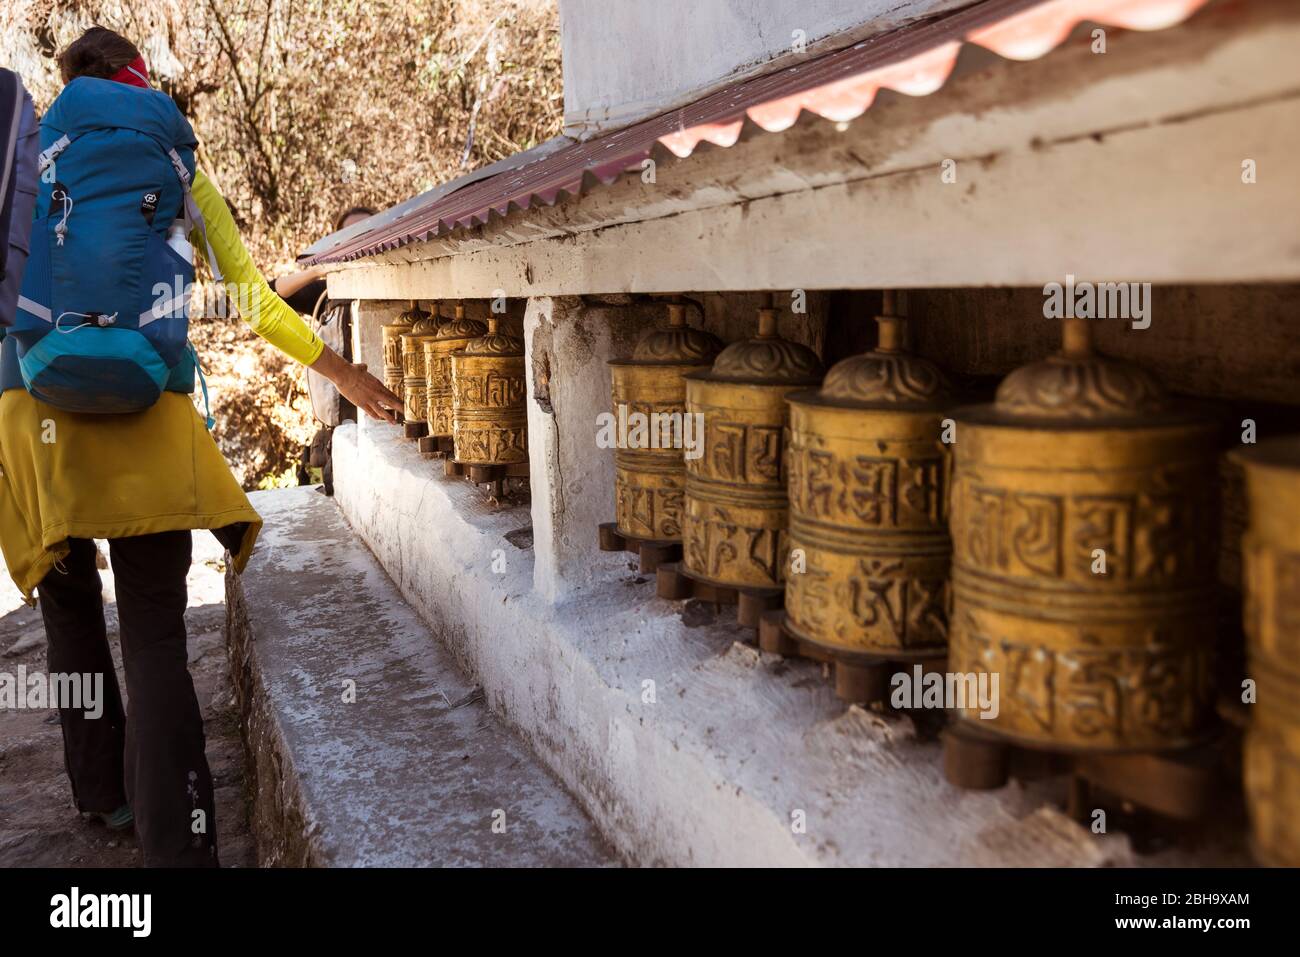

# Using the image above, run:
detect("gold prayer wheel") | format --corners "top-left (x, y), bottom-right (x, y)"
top-left (1235, 436), bottom-right (1300, 866)
top-left (682, 305), bottom-right (823, 590)
top-left (785, 309), bottom-right (953, 661)
top-left (948, 316), bottom-right (1219, 753)
top-left (608, 302), bottom-right (723, 543)
top-left (427, 304), bottom-right (487, 439)
top-left (399, 303), bottom-right (441, 437)
top-left (381, 304), bottom-right (420, 410)
top-left (450, 317), bottom-right (527, 465)
top-left (421, 338), bottom-right (442, 434)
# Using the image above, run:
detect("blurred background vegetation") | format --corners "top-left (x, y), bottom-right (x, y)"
top-left (2, 0), bottom-right (563, 486)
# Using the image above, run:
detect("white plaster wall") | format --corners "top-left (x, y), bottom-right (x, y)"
top-left (524, 296), bottom-right (567, 603)
top-left (526, 297), bottom-right (621, 602)
top-left (558, 0), bottom-right (970, 134)
top-left (351, 299), bottom-right (407, 370)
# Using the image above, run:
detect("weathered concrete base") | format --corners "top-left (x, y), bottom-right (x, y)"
top-left (223, 485), bottom-right (615, 867)
top-left (334, 421), bottom-right (1249, 866)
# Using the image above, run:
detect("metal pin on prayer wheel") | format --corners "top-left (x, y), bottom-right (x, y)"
top-left (1234, 436), bottom-right (1300, 865)
top-left (606, 299), bottom-right (723, 549)
top-left (398, 302), bottom-right (440, 438)
top-left (944, 315), bottom-right (1221, 815)
top-left (450, 316), bottom-right (528, 465)
top-left (679, 302), bottom-right (823, 592)
top-left (427, 303), bottom-right (488, 441)
top-left (781, 295), bottom-right (954, 699)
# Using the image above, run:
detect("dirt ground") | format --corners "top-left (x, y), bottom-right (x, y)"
top-left (0, 533), bottom-right (254, 868)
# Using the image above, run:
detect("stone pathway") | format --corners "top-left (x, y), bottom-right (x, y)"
top-left (226, 486), bottom-right (617, 866)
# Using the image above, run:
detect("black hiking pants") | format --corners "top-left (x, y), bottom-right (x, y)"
top-left (37, 531), bottom-right (218, 868)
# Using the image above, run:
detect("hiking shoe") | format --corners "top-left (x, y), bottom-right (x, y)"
top-left (85, 804), bottom-right (134, 831)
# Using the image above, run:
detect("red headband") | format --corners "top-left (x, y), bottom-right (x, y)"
top-left (108, 56), bottom-right (150, 89)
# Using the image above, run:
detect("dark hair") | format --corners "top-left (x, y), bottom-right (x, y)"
top-left (57, 26), bottom-right (140, 85)
top-left (334, 205), bottom-right (376, 232)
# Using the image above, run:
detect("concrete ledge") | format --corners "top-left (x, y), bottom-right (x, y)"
top-left (223, 486), bottom-right (614, 867)
top-left (334, 421), bottom-right (1247, 866)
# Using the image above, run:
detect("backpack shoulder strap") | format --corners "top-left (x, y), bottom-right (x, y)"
top-left (37, 134), bottom-right (71, 175)
top-left (166, 148), bottom-right (223, 284)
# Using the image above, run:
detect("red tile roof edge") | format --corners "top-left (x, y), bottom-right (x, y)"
top-left (309, 0), bottom-right (1212, 266)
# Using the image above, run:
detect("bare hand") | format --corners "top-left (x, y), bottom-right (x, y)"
top-left (311, 346), bottom-right (401, 423)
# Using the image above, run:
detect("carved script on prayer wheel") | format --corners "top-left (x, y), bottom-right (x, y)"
top-left (682, 306), bottom-right (823, 590)
top-left (948, 317), bottom-right (1219, 752)
top-left (399, 305), bottom-right (441, 426)
top-left (785, 311), bottom-right (953, 660)
top-left (608, 302), bottom-right (723, 543)
top-left (1235, 437), bottom-right (1300, 866)
top-left (428, 304), bottom-right (487, 438)
top-left (450, 317), bottom-right (527, 465)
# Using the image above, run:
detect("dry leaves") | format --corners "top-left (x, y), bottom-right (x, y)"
top-left (3, 0), bottom-right (562, 486)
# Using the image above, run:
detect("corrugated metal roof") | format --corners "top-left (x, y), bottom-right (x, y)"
top-left (308, 0), bottom-right (1212, 265)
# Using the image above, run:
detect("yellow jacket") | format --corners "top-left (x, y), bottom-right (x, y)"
top-left (0, 169), bottom-right (324, 600)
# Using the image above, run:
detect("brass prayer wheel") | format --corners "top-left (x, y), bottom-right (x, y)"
top-left (608, 302), bottom-right (723, 543)
top-left (1235, 436), bottom-right (1300, 866)
top-left (948, 316), bottom-right (1219, 753)
top-left (421, 337), bottom-right (442, 433)
top-left (381, 304), bottom-right (420, 408)
top-left (427, 304), bottom-right (487, 439)
top-left (450, 317), bottom-right (527, 465)
top-left (785, 309), bottom-right (953, 661)
top-left (682, 305), bottom-right (823, 590)
top-left (399, 303), bottom-right (441, 435)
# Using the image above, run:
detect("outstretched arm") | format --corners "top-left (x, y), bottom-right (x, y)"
top-left (272, 264), bottom-right (326, 302)
top-left (307, 344), bottom-right (400, 423)
top-left (189, 169), bottom-right (400, 422)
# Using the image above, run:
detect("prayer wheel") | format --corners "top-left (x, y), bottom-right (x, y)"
top-left (1235, 436), bottom-right (1300, 866)
top-left (381, 304), bottom-right (420, 414)
top-left (450, 317), bottom-right (527, 465)
top-left (608, 302), bottom-right (723, 544)
top-left (784, 308), bottom-right (953, 667)
top-left (399, 303), bottom-right (440, 438)
top-left (427, 304), bottom-right (487, 439)
top-left (681, 305), bottom-right (823, 590)
top-left (947, 316), bottom-right (1219, 754)
top-left (418, 334), bottom-right (451, 458)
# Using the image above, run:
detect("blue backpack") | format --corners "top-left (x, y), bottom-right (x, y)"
top-left (6, 76), bottom-right (219, 417)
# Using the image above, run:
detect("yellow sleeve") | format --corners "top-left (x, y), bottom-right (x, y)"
top-left (189, 169), bottom-right (325, 366)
